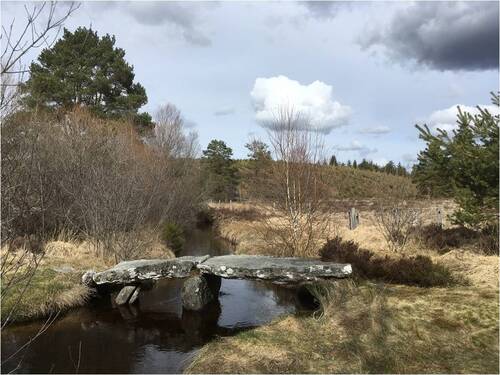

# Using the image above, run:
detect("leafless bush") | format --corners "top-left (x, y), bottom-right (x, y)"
top-left (374, 203), bottom-right (421, 253)
top-left (1, 108), bottom-right (203, 261)
top-left (256, 106), bottom-right (330, 257)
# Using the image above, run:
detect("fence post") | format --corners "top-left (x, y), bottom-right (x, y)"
top-left (436, 208), bottom-right (443, 228)
top-left (348, 208), bottom-right (359, 230)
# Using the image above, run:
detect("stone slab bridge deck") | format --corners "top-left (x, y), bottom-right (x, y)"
top-left (83, 255), bottom-right (352, 311)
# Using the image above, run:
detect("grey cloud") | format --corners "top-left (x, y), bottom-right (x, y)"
top-left (334, 140), bottom-right (377, 157)
top-left (123, 2), bottom-right (212, 46)
top-left (301, 1), bottom-right (352, 20)
top-left (359, 125), bottom-right (391, 135)
top-left (184, 119), bottom-right (197, 129)
top-left (359, 2), bottom-right (499, 71)
top-left (214, 107), bottom-right (235, 116)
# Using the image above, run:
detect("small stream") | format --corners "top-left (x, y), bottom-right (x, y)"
top-left (1, 228), bottom-right (309, 373)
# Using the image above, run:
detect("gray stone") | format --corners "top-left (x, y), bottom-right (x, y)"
top-left (128, 286), bottom-right (141, 304)
top-left (348, 207), bottom-right (359, 230)
top-left (181, 275), bottom-right (215, 311)
top-left (93, 255), bottom-right (210, 286)
top-left (197, 255), bottom-right (352, 283)
top-left (81, 270), bottom-right (97, 288)
top-left (115, 286), bottom-right (137, 305)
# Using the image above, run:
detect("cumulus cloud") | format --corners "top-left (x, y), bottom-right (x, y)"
top-left (425, 104), bottom-right (500, 133)
top-left (334, 140), bottom-right (377, 157)
top-left (123, 2), bottom-right (212, 46)
top-left (214, 107), bottom-right (235, 116)
top-left (359, 125), bottom-right (391, 135)
top-left (359, 2), bottom-right (499, 71)
top-left (250, 75), bottom-right (351, 133)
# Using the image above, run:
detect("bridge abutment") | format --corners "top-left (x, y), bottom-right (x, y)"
top-left (181, 274), bottom-right (221, 311)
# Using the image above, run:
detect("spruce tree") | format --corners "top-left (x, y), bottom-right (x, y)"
top-left (414, 93), bottom-right (499, 229)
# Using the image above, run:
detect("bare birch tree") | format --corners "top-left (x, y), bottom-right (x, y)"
top-left (1, 1), bottom-right (79, 118)
top-left (258, 106), bottom-right (330, 257)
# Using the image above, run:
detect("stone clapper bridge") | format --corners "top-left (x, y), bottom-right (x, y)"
top-left (83, 255), bottom-right (352, 311)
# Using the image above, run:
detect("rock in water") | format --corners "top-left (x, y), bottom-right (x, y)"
top-left (128, 286), bottom-right (141, 304)
top-left (115, 285), bottom-right (137, 305)
top-left (181, 275), bottom-right (214, 311)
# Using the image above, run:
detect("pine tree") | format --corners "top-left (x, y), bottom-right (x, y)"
top-left (202, 140), bottom-right (239, 201)
top-left (22, 27), bottom-right (152, 132)
top-left (329, 155), bottom-right (338, 166)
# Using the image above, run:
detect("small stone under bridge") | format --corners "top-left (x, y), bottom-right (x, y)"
top-left (83, 255), bottom-right (352, 311)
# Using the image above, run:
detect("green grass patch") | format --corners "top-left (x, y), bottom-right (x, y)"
top-left (1, 267), bottom-right (90, 324)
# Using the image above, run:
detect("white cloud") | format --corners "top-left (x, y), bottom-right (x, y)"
top-left (426, 104), bottom-right (500, 133)
top-left (250, 75), bottom-right (351, 133)
top-left (359, 125), bottom-right (391, 135)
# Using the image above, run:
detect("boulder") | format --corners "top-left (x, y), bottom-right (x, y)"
top-left (197, 255), bottom-right (352, 283)
top-left (115, 285), bottom-right (137, 305)
top-left (92, 255), bottom-right (210, 286)
top-left (181, 275), bottom-right (215, 311)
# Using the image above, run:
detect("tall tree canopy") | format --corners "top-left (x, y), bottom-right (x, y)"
top-left (202, 139), bottom-right (239, 201)
top-left (413, 93), bottom-right (499, 229)
top-left (22, 27), bottom-right (152, 131)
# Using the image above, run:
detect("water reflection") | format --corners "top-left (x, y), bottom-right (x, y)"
top-left (1, 228), bottom-right (306, 373)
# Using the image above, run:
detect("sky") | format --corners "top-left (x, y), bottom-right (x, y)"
top-left (2, 1), bottom-right (499, 167)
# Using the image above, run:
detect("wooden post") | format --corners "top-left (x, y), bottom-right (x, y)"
top-left (348, 208), bottom-right (359, 230)
top-left (436, 208), bottom-right (443, 228)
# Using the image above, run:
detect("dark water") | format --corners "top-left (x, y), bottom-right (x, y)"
top-left (1, 228), bottom-right (307, 373)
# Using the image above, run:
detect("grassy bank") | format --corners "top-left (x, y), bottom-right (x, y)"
top-left (187, 202), bottom-right (499, 374)
top-left (187, 281), bottom-right (499, 374)
top-left (1, 235), bottom-right (175, 324)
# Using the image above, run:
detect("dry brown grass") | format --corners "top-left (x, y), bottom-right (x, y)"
top-left (187, 281), bottom-right (499, 374)
top-left (189, 201), bottom-right (499, 373)
top-left (1, 231), bottom-right (175, 323)
top-left (210, 201), bottom-right (498, 289)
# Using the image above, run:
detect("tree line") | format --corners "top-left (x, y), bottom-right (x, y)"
top-left (328, 156), bottom-right (409, 176)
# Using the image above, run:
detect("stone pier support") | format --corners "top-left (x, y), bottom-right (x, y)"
top-left (181, 274), bottom-right (221, 311)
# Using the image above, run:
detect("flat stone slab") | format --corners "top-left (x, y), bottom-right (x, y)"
top-left (197, 255), bottom-right (352, 283)
top-left (93, 256), bottom-right (209, 285)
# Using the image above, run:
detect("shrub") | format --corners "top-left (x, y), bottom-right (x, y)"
top-left (418, 224), bottom-right (476, 251)
top-left (374, 204), bottom-right (420, 252)
top-left (478, 224), bottom-right (499, 255)
top-left (417, 223), bottom-right (498, 255)
top-left (1, 109), bottom-right (203, 259)
top-left (161, 222), bottom-right (185, 254)
top-left (320, 236), bottom-right (461, 287)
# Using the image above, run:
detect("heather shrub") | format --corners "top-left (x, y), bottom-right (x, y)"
top-left (320, 236), bottom-right (461, 287)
